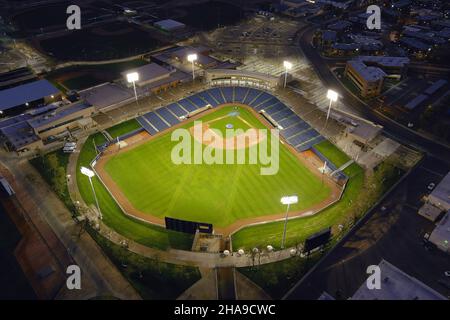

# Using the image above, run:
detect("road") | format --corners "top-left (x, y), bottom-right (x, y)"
top-left (297, 26), bottom-right (450, 163)
top-left (284, 156), bottom-right (450, 300)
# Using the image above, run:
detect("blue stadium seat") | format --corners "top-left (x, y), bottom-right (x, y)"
top-left (234, 87), bottom-right (248, 103)
top-left (278, 115), bottom-right (302, 129)
top-left (265, 103), bottom-right (286, 115)
top-left (137, 116), bottom-right (158, 135)
top-left (281, 122), bottom-right (310, 139)
top-left (251, 92), bottom-right (273, 108)
top-left (155, 107), bottom-right (179, 126)
top-left (167, 103), bottom-right (188, 118)
top-left (198, 91), bottom-right (218, 107)
top-left (295, 135), bottom-right (325, 152)
top-left (178, 99), bottom-right (197, 112)
top-left (220, 87), bottom-right (233, 103)
top-left (208, 88), bottom-right (225, 104)
top-left (188, 95), bottom-right (207, 109)
top-left (144, 112), bottom-right (169, 132)
top-left (271, 108), bottom-right (295, 122)
top-left (254, 97), bottom-right (279, 111)
top-left (243, 88), bottom-right (262, 105)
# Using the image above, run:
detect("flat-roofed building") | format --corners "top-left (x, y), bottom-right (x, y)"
top-left (345, 60), bottom-right (386, 97)
top-left (0, 79), bottom-right (61, 116)
top-left (122, 63), bottom-right (189, 94)
top-left (428, 172), bottom-right (450, 211)
top-left (418, 202), bottom-right (444, 222)
top-left (353, 56), bottom-right (410, 79)
top-left (0, 101), bottom-right (95, 152)
top-left (429, 210), bottom-right (450, 254)
top-left (351, 259), bottom-right (446, 300)
top-left (154, 19), bottom-right (185, 32)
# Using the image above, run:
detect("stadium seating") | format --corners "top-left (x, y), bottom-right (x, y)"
top-left (155, 107), bottom-right (180, 126)
top-left (167, 103), bottom-right (188, 118)
top-left (135, 86), bottom-right (325, 153)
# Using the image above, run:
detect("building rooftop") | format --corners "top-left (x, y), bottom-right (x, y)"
top-left (327, 20), bottom-right (352, 31)
top-left (121, 63), bottom-right (172, 86)
top-left (27, 101), bottom-right (92, 129)
top-left (400, 37), bottom-right (431, 51)
top-left (354, 56), bottom-right (410, 68)
top-left (0, 120), bottom-right (39, 150)
top-left (79, 83), bottom-right (133, 110)
top-left (347, 60), bottom-right (386, 82)
top-left (429, 210), bottom-right (450, 254)
top-left (428, 172), bottom-right (450, 209)
top-left (322, 30), bottom-right (337, 42)
top-left (351, 259), bottom-right (446, 300)
top-left (0, 79), bottom-right (60, 112)
top-left (154, 19), bottom-right (186, 31)
top-left (404, 94), bottom-right (429, 110)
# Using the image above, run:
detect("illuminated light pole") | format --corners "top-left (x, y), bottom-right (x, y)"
top-left (127, 72), bottom-right (139, 102)
top-left (325, 89), bottom-right (338, 130)
top-left (280, 195), bottom-right (298, 248)
top-left (283, 60), bottom-right (293, 88)
top-left (187, 53), bottom-right (198, 81)
top-left (80, 166), bottom-right (102, 220)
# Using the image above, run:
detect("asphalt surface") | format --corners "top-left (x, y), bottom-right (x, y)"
top-left (285, 156), bottom-right (450, 300)
top-left (298, 26), bottom-right (450, 163)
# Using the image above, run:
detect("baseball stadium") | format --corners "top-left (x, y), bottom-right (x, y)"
top-left (78, 85), bottom-right (358, 250)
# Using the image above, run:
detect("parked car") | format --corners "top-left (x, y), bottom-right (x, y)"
top-left (427, 182), bottom-right (436, 191)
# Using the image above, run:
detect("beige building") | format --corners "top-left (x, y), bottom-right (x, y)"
top-left (205, 69), bottom-right (281, 90)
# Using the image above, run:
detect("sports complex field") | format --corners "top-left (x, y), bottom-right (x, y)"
top-left (95, 105), bottom-right (338, 233)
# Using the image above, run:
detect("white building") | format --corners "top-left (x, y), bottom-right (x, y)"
top-left (428, 172), bottom-right (450, 211)
top-left (351, 260), bottom-right (446, 300)
top-left (429, 210), bottom-right (450, 254)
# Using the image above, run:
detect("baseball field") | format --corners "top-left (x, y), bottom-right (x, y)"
top-left (97, 106), bottom-right (335, 233)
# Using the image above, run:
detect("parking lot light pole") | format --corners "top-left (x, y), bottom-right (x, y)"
top-left (80, 166), bottom-right (102, 220)
top-left (187, 54), bottom-right (198, 81)
top-left (283, 61), bottom-right (293, 88)
top-left (127, 72), bottom-right (139, 103)
top-left (324, 89), bottom-right (338, 130)
top-left (280, 195), bottom-right (298, 249)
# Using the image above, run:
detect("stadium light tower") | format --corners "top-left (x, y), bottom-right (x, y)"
top-left (283, 60), bottom-right (293, 88)
top-left (127, 72), bottom-right (139, 102)
top-left (325, 89), bottom-right (338, 129)
top-left (80, 166), bottom-right (102, 220)
top-left (187, 53), bottom-right (198, 81)
top-left (280, 195), bottom-right (298, 248)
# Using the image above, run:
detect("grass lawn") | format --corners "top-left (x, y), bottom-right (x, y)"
top-left (77, 132), bottom-right (194, 250)
top-left (103, 106), bottom-right (330, 227)
top-left (231, 163), bottom-right (364, 250)
top-left (106, 119), bottom-right (142, 139)
top-left (314, 140), bottom-right (350, 168)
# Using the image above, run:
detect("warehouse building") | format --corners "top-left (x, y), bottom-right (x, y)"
top-left (0, 79), bottom-right (61, 116)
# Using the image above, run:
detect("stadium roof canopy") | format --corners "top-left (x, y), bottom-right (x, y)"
top-left (0, 79), bottom-right (60, 112)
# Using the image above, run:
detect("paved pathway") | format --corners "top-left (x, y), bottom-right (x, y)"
top-left (0, 152), bottom-right (140, 300)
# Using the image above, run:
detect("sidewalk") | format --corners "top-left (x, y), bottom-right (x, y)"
top-left (0, 153), bottom-right (140, 300)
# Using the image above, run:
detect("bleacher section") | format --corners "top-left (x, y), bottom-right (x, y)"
top-left (136, 86), bottom-right (325, 151)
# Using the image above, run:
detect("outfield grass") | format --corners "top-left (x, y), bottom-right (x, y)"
top-left (76, 132), bottom-right (194, 250)
top-left (231, 163), bottom-right (364, 249)
top-left (314, 140), bottom-right (350, 168)
top-left (106, 119), bottom-right (142, 139)
top-left (103, 106), bottom-right (330, 228)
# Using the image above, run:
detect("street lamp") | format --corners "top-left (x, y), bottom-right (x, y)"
top-left (80, 166), bottom-right (102, 220)
top-left (280, 195), bottom-right (298, 248)
top-left (325, 89), bottom-right (338, 130)
top-left (283, 60), bottom-right (293, 88)
top-left (127, 72), bottom-right (139, 102)
top-left (187, 53), bottom-right (198, 81)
